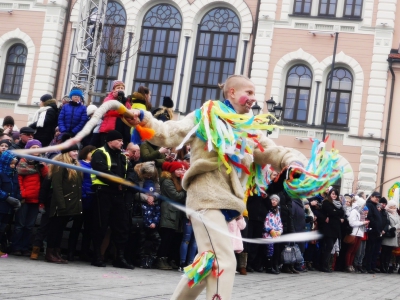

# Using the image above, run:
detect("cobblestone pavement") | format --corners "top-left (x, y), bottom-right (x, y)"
top-left (1, 255), bottom-right (400, 300)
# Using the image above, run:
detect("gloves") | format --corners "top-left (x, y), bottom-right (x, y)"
top-left (117, 91), bottom-right (126, 104)
top-left (39, 203), bottom-right (46, 214)
top-left (6, 196), bottom-right (21, 211)
top-left (270, 230), bottom-right (279, 238)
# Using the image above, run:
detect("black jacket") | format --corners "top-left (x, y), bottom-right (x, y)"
top-left (29, 100), bottom-right (58, 146)
top-left (91, 143), bottom-right (128, 190)
top-left (366, 199), bottom-right (383, 238)
top-left (247, 194), bottom-right (269, 223)
top-left (292, 198), bottom-right (306, 234)
top-left (321, 200), bottom-right (344, 238)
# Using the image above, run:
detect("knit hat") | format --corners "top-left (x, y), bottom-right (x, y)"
top-left (25, 139), bottom-right (42, 149)
top-left (40, 94), bottom-right (53, 102)
top-left (0, 139), bottom-right (12, 147)
top-left (387, 199), bottom-right (398, 209)
top-left (105, 130), bottom-right (123, 142)
top-left (20, 127), bottom-right (35, 135)
top-left (355, 196), bottom-right (366, 209)
top-left (143, 179), bottom-right (155, 193)
top-left (162, 161), bottom-right (184, 173)
top-left (87, 104), bottom-right (97, 116)
top-left (379, 196), bottom-right (387, 204)
top-left (2, 116), bottom-right (14, 126)
top-left (162, 96), bottom-right (174, 108)
top-left (69, 88), bottom-right (84, 100)
top-left (112, 80), bottom-right (125, 90)
top-left (61, 144), bottom-right (79, 154)
top-left (12, 131), bottom-right (20, 140)
top-left (270, 194), bottom-right (280, 203)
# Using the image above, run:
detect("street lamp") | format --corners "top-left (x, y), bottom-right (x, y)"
top-left (266, 97), bottom-right (276, 112)
top-left (252, 97), bottom-right (284, 136)
top-left (251, 102), bottom-right (262, 116)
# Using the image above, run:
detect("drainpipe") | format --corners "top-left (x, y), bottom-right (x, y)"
top-left (248, 0), bottom-right (261, 78)
top-left (379, 58), bottom-right (395, 194)
top-left (176, 35), bottom-right (190, 113)
top-left (240, 40), bottom-right (249, 75)
top-left (122, 30), bottom-right (134, 82)
top-left (53, 0), bottom-right (72, 99)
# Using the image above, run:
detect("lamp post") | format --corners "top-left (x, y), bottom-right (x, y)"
top-left (252, 97), bottom-right (284, 136)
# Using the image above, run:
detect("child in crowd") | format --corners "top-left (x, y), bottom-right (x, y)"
top-left (263, 194), bottom-right (283, 274)
top-left (58, 88), bottom-right (88, 137)
top-left (0, 139), bottom-right (11, 156)
top-left (228, 215), bottom-right (246, 274)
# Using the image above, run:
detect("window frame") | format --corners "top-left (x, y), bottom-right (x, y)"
top-left (343, 0), bottom-right (363, 18)
top-left (186, 7), bottom-right (240, 113)
top-left (318, 0), bottom-right (338, 16)
top-left (132, 4), bottom-right (182, 109)
top-left (1, 43), bottom-right (27, 99)
top-left (293, 0), bottom-right (312, 15)
top-left (322, 67), bottom-right (353, 127)
top-left (282, 64), bottom-right (313, 123)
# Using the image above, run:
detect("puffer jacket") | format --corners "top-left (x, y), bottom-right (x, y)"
top-left (17, 158), bottom-right (48, 204)
top-left (29, 99), bottom-right (58, 146)
top-left (58, 101), bottom-right (87, 136)
top-left (0, 151), bottom-right (21, 214)
top-left (382, 212), bottom-right (400, 247)
top-left (99, 92), bottom-right (121, 133)
top-left (79, 160), bottom-right (93, 210)
top-left (159, 171), bottom-right (186, 231)
top-left (348, 202), bottom-right (365, 238)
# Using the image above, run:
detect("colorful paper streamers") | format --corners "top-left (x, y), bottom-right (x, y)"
top-left (245, 162), bottom-right (268, 197)
top-left (388, 182), bottom-right (400, 199)
top-left (283, 138), bottom-right (343, 199)
top-left (184, 251), bottom-right (223, 288)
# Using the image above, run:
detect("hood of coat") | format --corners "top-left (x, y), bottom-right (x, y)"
top-left (43, 99), bottom-right (57, 110)
top-left (160, 170), bottom-right (172, 184)
top-left (0, 150), bottom-right (17, 174)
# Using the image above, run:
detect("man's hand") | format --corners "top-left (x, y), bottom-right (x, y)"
top-left (123, 109), bottom-right (141, 126)
top-left (147, 195), bottom-right (154, 206)
top-left (159, 147), bottom-right (169, 154)
top-left (149, 223), bottom-right (156, 229)
top-left (325, 217), bottom-right (329, 223)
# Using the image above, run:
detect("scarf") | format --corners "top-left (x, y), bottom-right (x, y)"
top-left (32, 106), bottom-right (52, 128)
top-left (386, 207), bottom-right (397, 215)
top-left (333, 200), bottom-right (342, 209)
top-left (16, 159), bottom-right (39, 175)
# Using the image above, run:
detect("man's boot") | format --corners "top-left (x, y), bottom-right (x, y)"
top-left (282, 264), bottom-right (293, 274)
top-left (54, 248), bottom-right (68, 264)
top-left (265, 257), bottom-right (279, 275)
top-left (140, 255), bottom-right (149, 268)
top-left (30, 246), bottom-right (40, 260)
top-left (113, 250), bottom-right (135, 269)
top-left (146, 255), bottom-right (157, 269)
top-left (238, 252), bottom-right (247, 275)
top-left (157, 257), bottom-right (172, 270)
top-left (45, 248), bottom-right (62, 263)
top-left (91, 247), bottom-right (106, 267)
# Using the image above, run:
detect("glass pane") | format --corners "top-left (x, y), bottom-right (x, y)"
top-left (141, 29), bottom-right (154, 53)
top-left (205, 88), bottom-right (218, 101)
top-left (225, 35), bottom-right (238, 59)
top-left (147, 83), bottom-right (159, 107)
top-left (194, 60), bottom-right (207, 84)
top-left (284, 88), bottom-right (296, 120)
top-left (297, 110), bottom-right (306, 121)
top-left (154, 30), bottom-right (166, 53)
top-left (190, 87), bottom-right (203, 111)
top-left (326, 92), bottom-right (337, 123)
top-left (211, 34), bottom-right (224, 58)
top-left (149, 56), bottom-right (162, 80)
top-left (200, 8), bottom-right (240, 33)
top-left (304, 0), bottom-right (311, 13)
top-left (198, 33), bottom-right (210, 57)
top-left (295, 1), bottom-right (302, 13)
top-left (167, 30), bottom-right (180, 55)
top-left (104, 1), bottom-right (127, 26)
top-left (207, 61), bottom-right (221, 85)
top-left (143, 4), bottom-right (182, 29)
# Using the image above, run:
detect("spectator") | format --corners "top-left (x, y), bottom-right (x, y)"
top-left (228, 215), bottom-right (246, 272)
top-left (125, 143), bottom-right (141, 167)
top-left (140, 141), bottom-right (170, 176)
top-left (130, 86), bottom-right (152, 145)
top-left (2, 116), bottom-right (15, 135)
top-left (46, 132), bottom-right (71, 160)
top-left (0, 151), bottom-right (21, 256)
top-left (10, 127), bottom-right (35, 150)
top-left (380, 199), bottom-right (399, 273)
top-left (263, 194), bottom-right (282, 275)
top-left (90, 130), bottom-right (134, 269)
top-left (58, 88), bottom-right (88, 137)
top-left (29, 94), bottom-right (58, 146)
top-left (152, 97), bottom-right (174, 122)
top-left (12, 131), bottom-right (20, 144)
top-left (320, 188), bottom-right (345, 273)
top-left (157, 161), bottom-right (187, 270)
top-left (0, 139), bottom-right (11, 156)
top-left (10, 140), bottom-right (48, 256)
top-left (362, 192), bottom-right (384, 274)
top-left (46, 144), bottom-right (82, 264)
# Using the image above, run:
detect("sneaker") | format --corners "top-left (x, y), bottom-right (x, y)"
top-left (345, 266), bottom-right (354, 273)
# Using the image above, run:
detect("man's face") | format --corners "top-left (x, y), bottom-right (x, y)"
top-left (380, 202), bottom-right (387, 209)
top-left (3, 124), bottom-right (13, 131)
top-left (0, 134), bottom-right (12, 142)
top-left (228, 81), bottom-right (256, 114)
top-left (270, 171), bottom-right (278, 181)
top-left (370, 196), bottom-right (379, 204)
top-left (127, 146), bottom-right (140, 161)
top-left (20, 132), bottom-right (33, 144)
top-left (108, 139), bottom-right (123, 150)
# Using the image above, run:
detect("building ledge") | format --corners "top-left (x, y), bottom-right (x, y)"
top-left (348, 135), bottom-right (384, 142)
top-left (288, 14), bottom-right (363, 22)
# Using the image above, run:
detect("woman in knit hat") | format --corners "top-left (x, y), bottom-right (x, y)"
top-left (98, 80), bottom-right (131, 147)
top-left (10, 139), bottom-right (48, 256)
top-left (45, 144), bottom-right (82, 263)
top-left (2, 115), bottom-right (14, 135)
top-left (156, 161), bottom-right (187, 270)
top-left (58, 88), bottom-right (88, 137)
top-left (29, 94), bottom-right (58, 146)
top-left (152, 96), bottom-right (174, 122)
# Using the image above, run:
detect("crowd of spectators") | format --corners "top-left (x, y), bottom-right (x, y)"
top-left (0, 81), bottom-right (399, 277)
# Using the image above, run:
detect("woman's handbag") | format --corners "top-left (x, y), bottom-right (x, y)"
top-left (281, 243), bottom-right (303, 264)
top-left (383, 226), bottom-right (396, 238)
top-left (343, 234), bottom-right (356, 244)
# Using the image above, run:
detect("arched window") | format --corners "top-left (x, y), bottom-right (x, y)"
top-left (187, 8), bottom-right (240, 112)
top-left (1, 43), bottom-right (27, 98)
top-left (92, 1), bottom-right (126, 104)
top-left (133, 4), bottom-right (182, 108)
top-left (282, 65), bottom-right (312, 122)
top-left (323, 67), bottom-right (353, 126)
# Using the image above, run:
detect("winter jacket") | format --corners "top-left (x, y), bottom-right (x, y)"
top-left (263, 209), bottom-right (283, 238)
top-left (348, 203), bottom-right (365, 237)
top-left (0, 151), bottom-right (21, 214)
top-left (29, 99), bottom-right (58, 146)
top-left (50, 167), bottom-right (83, 217)
top-left (141, 202), bottom-right (161, 228)
top-left (99, 92), bottom-right (124, 133)
top-left (140, 141), bottom-right (166, 176)
top-left (228, 217), bottom-right (246, 252)
top-left (159, 171), bottom-right (186, 231)
top-left (17, 158), bottom-right (48, 204)
top-left (321, 200), bottom-right (344, 239)
top-left (79, 160), bottom-right (93, 210)
top-left (58, 101), bottom-right (88, 136)
top-left (38, 176), bottom-right (52, 209)
top-left (366, 199), bottom-right (383, 238)
top-left (382, 212), bottom-right (400, 247)
top-left (292, 198), bottom-right (306, 234)
top-left (246, 194), bottom-right (269, 223)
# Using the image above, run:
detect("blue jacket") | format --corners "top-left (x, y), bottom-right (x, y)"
top-left (0, 151), bottom-right (21, 214)
top-left (142, 203), bottom-right (161, 228)
top-left (58, 101), bottom-right (88, 135)
top-left (79, 160), bottom-right (93, 210)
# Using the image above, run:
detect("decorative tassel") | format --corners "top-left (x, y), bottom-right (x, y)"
top-left (184, 251), bottom-right (223, 288)
top-left (130, 128), bottom-right (142, 145)
top-left (136, 124), bottom-right (155, 140)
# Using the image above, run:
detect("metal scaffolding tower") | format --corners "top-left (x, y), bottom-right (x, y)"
top-left (68, 0), bottom-right (108, 103)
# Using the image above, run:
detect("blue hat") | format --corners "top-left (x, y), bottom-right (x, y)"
top-left (143, 179), bottom-right (155, 193)
top-left (69, 89), bottom-right (84, 99)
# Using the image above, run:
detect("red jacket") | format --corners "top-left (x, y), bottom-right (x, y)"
top-left (18, 161), bottom-right (48, 204)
